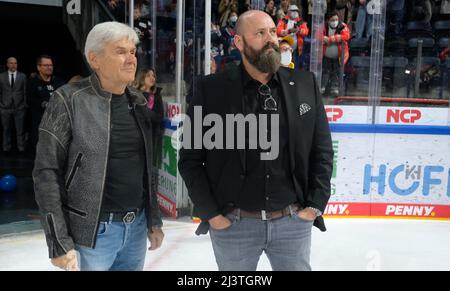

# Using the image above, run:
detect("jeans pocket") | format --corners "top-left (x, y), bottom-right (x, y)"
top-left (97, 222), bottom-right (108, 236)
top-left (210, 213), bottom-right (236, 232)
top-left (293, 212), bottom-right (315, 223)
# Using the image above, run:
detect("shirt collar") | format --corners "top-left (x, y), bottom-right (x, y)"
top-left (240, 63), bottom-right (280, 88)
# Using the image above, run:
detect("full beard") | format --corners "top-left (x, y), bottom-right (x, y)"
top-left (243, 38), bottom-right (281, 74)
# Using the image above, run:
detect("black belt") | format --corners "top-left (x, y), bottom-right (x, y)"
top-left (100, 208), bottom-right (142, 224)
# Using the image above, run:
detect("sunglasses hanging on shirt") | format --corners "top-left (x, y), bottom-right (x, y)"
top-left (258, 84), bottom-right (278, 112)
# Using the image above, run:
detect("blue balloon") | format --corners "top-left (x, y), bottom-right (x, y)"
top-left (2, 175), bottom-right (16, 181)
top-left (0, 175), bottom-right (17, 192)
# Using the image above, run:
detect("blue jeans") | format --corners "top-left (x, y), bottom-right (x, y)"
top-left (356, 5), bottom-right (373, 39)
top-left (75, 211), bottom-right (148, 271)
top-left (209, 210), bottom-right (313, 271)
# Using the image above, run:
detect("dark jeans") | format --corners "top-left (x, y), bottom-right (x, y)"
top-left (322, 57), bottom-right (341, 93)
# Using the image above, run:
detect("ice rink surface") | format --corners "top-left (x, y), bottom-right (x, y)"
top-left (1, 218), bottom-right (449, 271)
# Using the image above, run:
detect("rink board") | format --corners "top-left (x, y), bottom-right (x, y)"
top-left (157, 105), bottom-right (450, 220)
top-left (328, 123), bottom-right (450, 219)
top-left (156, 110), bottom-right (181, 218)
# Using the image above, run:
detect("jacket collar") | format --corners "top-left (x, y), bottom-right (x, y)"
top-left (89, 73), bottom-right (147, 106)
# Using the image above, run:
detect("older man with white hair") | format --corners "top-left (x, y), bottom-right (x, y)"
top-left (33, 21), bottom-right (164, 271)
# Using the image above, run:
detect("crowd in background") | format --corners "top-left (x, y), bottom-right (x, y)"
top-left (3, 0), bottom-right (450, 155)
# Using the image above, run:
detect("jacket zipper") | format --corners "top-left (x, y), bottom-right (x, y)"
top-left (65, 153), bottom-right (83, 190)
top-left (46, 213), bottom-right (68, 256)
top-left (62, 204), bottom-right (87, 217)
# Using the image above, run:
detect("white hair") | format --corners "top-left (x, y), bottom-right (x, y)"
top-left (84, 21), bottom-right (139, 62)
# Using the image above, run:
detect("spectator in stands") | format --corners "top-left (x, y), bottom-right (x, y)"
top-left (410, 0), bottom-right (433, 23)
top-left (439, 44), bottom-right (450, 61)
top-left (387, 0), bottom-right (405, 36)
top-left (134, 68), bottom-right (164, 134)
top-left (237, 0), bottom-right (251, 14)
top-left (322, 11), bottom-right (350, 96)
top-left (220, 12), bottom-right (238, 56)
top-left (133, 68), bottom-right (164, 185)
top-left (219, 0), bottom-right (239, 27)
top-left (0, 57), bottom-right (27, 153)
top-left (355, 0), bottom-right (373, 40)
top-left (253, 0), bottom-right (266, 10)
top-left (441, 0), bottom-right (450, 15)
top-left (264, 0), bottom-right (278, 24)
top-left (212, 0), bottom-right (222, 23)
top-left (211, 22), bottom-right (224, 56)
top-left (104, 0), bottom-right (126, 22)
top-left (335, 0), bottom-right (355, 25)
top-left (134, 2), bottom-right (153, 70)
top-left (27, 55), bottom-right (65, 154)
top-left (276, 0), bottom-right (291, 22)
top-left (277, 5), bottom-right (309, 68)
top-left (279, 36), bottom-right (296, 69)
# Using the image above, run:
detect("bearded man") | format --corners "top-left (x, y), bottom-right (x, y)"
top-left (178, 10), bottom-right (333, 271)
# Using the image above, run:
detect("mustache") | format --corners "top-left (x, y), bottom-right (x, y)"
top-left (262, 42), bottom-right (280, 54)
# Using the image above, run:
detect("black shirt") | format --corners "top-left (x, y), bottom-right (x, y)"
top-left (102, 93), bottom-right (146, 213)
top-left (237, 64), bottom-right (298, 212)
top-left (27, 75), bottom-right (65, 115)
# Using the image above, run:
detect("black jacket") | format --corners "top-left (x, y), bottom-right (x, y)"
top-left (27, 74), bottom-right (65, 116)
top-left (178, 64), bottom-right (334, 234)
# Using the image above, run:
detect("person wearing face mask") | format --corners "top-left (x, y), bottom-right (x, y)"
top-left (229, 13), bottom-right (238, 28)
top-left (279, 36), bottom-right (295, 69)
top-left (276, 0), bottom-right (291, 22)
top-left (220, 12), bottom-right (238, 56)
top-left (219, 0), bottom-right (239, 27)
top-left (277, 5), bottom-right (309, 68)
top-left (321, 11), bottom-right (350, 96)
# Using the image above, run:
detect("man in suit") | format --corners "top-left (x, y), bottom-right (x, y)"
top-left (0, 57), bottom-right (27, 152)
top-left (178, 10), bottom-right (333, 271)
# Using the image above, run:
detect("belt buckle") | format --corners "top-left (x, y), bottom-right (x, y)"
top-left (261, 210), bottom-right (267, 221)
top-left (123, 212), bottom-right (136, 224)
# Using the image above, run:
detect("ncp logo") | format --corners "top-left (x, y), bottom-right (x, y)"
top-left (326, 107), bottom-right (344, 123)
top-left (386, 109), bottom-right (422, 124)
